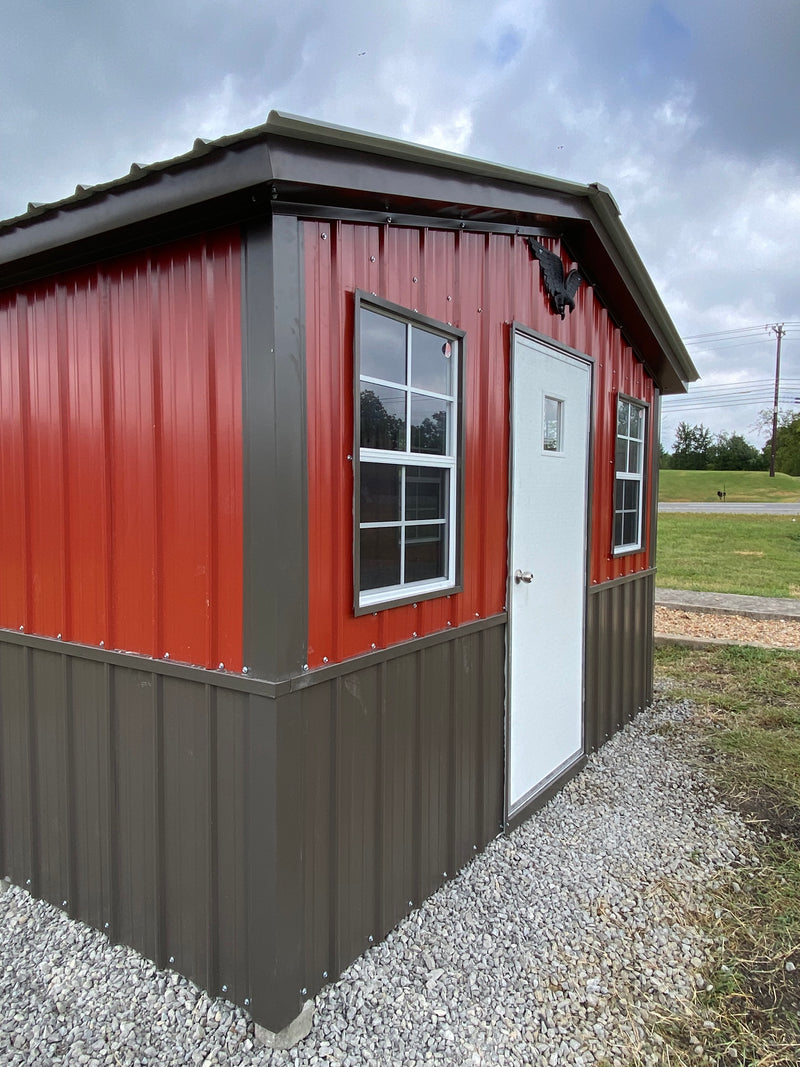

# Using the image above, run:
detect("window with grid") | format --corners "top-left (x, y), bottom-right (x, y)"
top-left (355, 293), bottom-right (463, 611)
top-left (613, 396), bottom-right (647, 554)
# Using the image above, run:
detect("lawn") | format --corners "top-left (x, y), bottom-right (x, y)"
top-left (653, 645), bottom-right (800, 1063)
top-left (656, 513), bottom-right (800, 598)
top-left (659, 469), bottom-right (800, 503)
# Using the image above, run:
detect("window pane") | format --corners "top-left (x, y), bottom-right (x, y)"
top-left (615, 436), bottom-right (628, 472)
top-left (629, 405), bottom-right (644, 441)
top-left (360, 526), bottom-right (401, 590)
top-left (360, 309), bottom-right (406, 384)
top-left (614, 512), bottom-right (624, 547)
top-left (405, 467), bottom-right (447, 521)
top-left (615, 479), bottom-right (625, 511)
top-left (617, 400), bottom-right (629, 436)
top-left (543, 397), bottom-right (562, 452)
top-left (410, 395), bottom-right (449, 454)
top-left (360, 384), bottom-right (406, 450)
top-left (622, 511), bottom-right (638, 547)
top-left (410, 326), bottom-right (452, 395)
top-left (624, 480), bottom-right (640, 510)
top-left (628, 440), bottom-right (641, 474)
top-left (405, 524), bottom-right (446, 582)
top-left (360, 463), bottom-right (401, 523)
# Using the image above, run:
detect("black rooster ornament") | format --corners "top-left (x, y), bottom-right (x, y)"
top-left (527, 237), bottom-right (583, 319)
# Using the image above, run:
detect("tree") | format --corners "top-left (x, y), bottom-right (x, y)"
top-left (707, 432), bottom-right (766, 471)
top-left (671, 421), bottom-right (713, 469)
top-left (774, 412), bottom-right (800, 476)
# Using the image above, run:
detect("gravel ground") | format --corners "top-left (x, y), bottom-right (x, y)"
top-left (0, 696), bottom-right (755, 1067)
top-left (654, 606), bottom-right (800, 649)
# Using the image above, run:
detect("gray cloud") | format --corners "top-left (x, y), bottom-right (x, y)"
top-left (1, 0), bottom-right (798, 443)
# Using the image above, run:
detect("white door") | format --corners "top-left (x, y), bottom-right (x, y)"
top-left (507, 333), bottom-right (591, 816)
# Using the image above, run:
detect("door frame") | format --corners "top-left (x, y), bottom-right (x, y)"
top-left (504, 324), bottom-right (596, 828)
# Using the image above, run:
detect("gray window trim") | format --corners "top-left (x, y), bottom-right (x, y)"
top-left (612, 392), bottom-right (650, 557)
top-left (353, 290), bottom-right (465, 616)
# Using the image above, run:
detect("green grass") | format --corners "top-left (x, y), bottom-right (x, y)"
top-left (659, 469), bottom-right (800, 503)
top-left (656, 513), bottom-right (800, 597)
top-left (652, 645), bottom-right (800, 1064)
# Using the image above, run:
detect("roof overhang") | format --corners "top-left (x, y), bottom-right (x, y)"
top-left (0, 111), bottom-right (697, 394)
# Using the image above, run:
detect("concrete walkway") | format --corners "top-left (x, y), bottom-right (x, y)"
top-left (656, 587), bottom-right (800, 621)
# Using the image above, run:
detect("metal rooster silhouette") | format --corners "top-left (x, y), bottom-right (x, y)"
top-left (527, 237), bottom-right (583, 319)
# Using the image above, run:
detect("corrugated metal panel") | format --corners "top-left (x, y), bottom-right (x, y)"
top-left (0, 620), bottom-right (505, 1034)
top-left (0, 231), bottom-right (243, 670)
top-left (290, 621), bottom-right (507, 1002)
top-left (0, 633), bottom-right (272, 1022)
top-left (585, 571), bottom-right (655, 752)
top-left (304, 221), bottom-right (655, 668)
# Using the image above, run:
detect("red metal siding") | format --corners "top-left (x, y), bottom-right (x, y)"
top-left (0, 231), bottom-right (243, 670)
top-left (305, 221), bottom-right (655, 669)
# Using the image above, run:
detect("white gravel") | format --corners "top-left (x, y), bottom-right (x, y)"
top-left (0, 697), bottom-right (754, 1066)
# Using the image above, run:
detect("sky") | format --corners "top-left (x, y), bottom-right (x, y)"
top-left (2, 0), bottom-right (798, 451)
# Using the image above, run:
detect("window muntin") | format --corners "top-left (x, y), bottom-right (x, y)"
top-left (613, 396), bottom-right (647, 554)
top-left (356, 296), bottom-right (461, 610)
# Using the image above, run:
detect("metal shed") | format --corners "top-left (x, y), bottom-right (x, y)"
top-left (0, 112), bottom-right (698, 1034)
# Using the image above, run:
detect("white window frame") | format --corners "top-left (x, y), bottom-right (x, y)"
top-left (354, 291), bottom-right (464, 614)
top-left (613, 394), bottom-right (648, 556)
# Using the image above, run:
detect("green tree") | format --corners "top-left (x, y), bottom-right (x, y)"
top-left (672, 421), bottom-right (713, 469)
top-left (756, 408), bottom-right (800, 476)
top-left (707, 431), bottom-right (766, 471)
top-left (774, 412), bottom-right (800, 475)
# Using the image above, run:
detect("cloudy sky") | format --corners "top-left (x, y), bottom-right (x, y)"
top-left (2, 0), bottom-right (798, 449)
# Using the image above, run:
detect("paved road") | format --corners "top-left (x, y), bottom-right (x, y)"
top-left (658, 501), bottom-right (800, 514)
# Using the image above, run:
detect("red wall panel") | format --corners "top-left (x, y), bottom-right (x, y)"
top-left (304, 221), bottom-right (654, 669)
top-left (0, 230), bottom-right (243, 670)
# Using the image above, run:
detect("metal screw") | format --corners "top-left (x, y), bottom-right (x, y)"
top-left (475, 612), bottom-right (480, 618)
top-left (447, 621), bottom-right (452, 627)
top-left (303, 663), bottom-right (309, 671)
top-left (26, 879), bottom-right (30, 886)
top-left (222, 984), bottom-right (227, 992)
top-left (412, 276), bottom-right (418, 283)
top-left (477, 307), bottom-right (483, 313)
top-left (368, 935), bottom-right (373, 943)
top-left (371, 643), bottom-right (376, 649)
top-left (169, 956), bottom-right (174, 964)
top-left (412, 603), bottom-right (417, 608)
top-left (19, 626), bottom-right (23, 631)
top-left (347, 453), bottom-right (353, 461)
top-left (412, 631), bottom-right (418, 638)
top-left (443, 871), bottom-right (447, 878)
top-left (447, 295), bottom-right (452, 301)
top-left (244, 998), bottom-right (250, 1007)
top-left (62, 900), bottom-right (67, 907)
top-left (321, 233), bottom-right (327, 240)
top-left (218, 663), bottom-right (224, 670)
top-left (104, 922), bottom-right (109, 929)
top-left (322, 656), bottom-right (329, 663)
top-left (57, 633), bottom-right (62, 640)
top-left (323, 971), bottom-right (328, 979)
top-left (386, 217), bottom-right (393, 224)
top-left (370, 255), bottom-right (375, 262)
top-left (99, 641), bottom-right (104, 647)
top-left (242, 666), bottom-right (248, 674)
top-left (408, 900), bottom-right (413, 907)
top-left (301, 987), bottom-right (307, 996)
top-left (164, 652), bottom-right (170, 659)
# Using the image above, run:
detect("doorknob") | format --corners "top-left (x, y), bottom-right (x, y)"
top-left (514, 569), bottom-right (534, 584)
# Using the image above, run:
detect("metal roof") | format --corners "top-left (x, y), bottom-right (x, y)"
top-left (0, 110), bottom-right (698, 390)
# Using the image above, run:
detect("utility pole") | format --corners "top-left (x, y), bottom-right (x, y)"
top-left (768, 323), bottom-right (786, 477)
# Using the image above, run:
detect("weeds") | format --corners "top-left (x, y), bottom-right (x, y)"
top-left (650, 645), bottom-right (800, 1065)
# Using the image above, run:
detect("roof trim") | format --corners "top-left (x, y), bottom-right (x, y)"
top-left (0, 110), bottom-right (698, 390)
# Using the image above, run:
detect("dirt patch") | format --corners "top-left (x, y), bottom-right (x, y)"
top-left (654, 606), bottom-right (800, 649)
